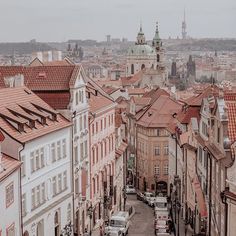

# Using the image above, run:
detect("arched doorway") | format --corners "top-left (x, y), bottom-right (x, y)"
top-left (23, 231), bottom-right (29, 236)
top-left (131, 64), bottom-right (134, 74)
top-left (143, 177), bottom-right (147, 192)
top-left (54, 212), bottom-right (60, 236)
top-left (37, 221), bottom-right (44, 236)
top-left (141, 64), bottom-right (145, 70)
top-left (156, 181), bottom-right (167, 196)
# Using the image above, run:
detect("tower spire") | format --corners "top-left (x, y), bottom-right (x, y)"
top-left (182, 9), bottom-right (187, 40)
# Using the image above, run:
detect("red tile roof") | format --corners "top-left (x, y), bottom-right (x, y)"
top-left (121, 71), bottom-right (143, 87)
top-left (36, 92), bottom-right (71, 110)
top-left (0, 86), bottom-right (71, 143)
top-left (177, 107), bottom-right (201, 124)
top-left (136, 95), bottom-right (182, 128)
top-left (226, 102), bottom-right (236, 143)
top-left (0, 153), bottom-right (21, 182)
top-left (185, 85), bottom-right (219, 106)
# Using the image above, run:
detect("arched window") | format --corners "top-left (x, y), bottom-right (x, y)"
top-left (141, 64), bottom-right (145, 70)
top-left (101, 142), bottom-right (103, 159)
top-left (67, 203), bottom-right (71, 222)
top-left (37, 221), bottom-right (44, 236)
top-left (54, 212), bottom-right (60, 236)
top-left (131, 64), bottom-right (134, 74)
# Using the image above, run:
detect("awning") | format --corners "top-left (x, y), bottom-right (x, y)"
top-left (192, 175), bottom-right (208, 218)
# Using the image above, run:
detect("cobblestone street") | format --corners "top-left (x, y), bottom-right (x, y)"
top-left (127, 195), bottom-right (155, 236)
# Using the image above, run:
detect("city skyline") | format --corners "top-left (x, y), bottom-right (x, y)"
top-left (0, 0), bottom-right (235, 42)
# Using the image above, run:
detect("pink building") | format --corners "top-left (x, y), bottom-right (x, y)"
top-left (87, 82), bottom-right (116, 230)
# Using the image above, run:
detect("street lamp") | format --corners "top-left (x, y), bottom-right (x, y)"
top-left (87, 203), bottom-right (93, 236)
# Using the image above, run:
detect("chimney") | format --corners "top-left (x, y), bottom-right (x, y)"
top-left (14, 74), bottom-right (24, 87)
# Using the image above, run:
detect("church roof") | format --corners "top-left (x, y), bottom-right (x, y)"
top-left (127, 44), bottom-right (155, 57)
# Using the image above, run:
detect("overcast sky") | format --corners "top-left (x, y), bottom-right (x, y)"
top-left (0, 0), bottom-right (235, 42)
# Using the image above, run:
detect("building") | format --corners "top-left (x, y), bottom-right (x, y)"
top-left (87, 80), bottom-right (117, 230)
top-left (126, 23), bottom-right (166, 87)
top-left (0, 131), bottom-right (22, 236)
top-left (0, 65), bottom-right (90, 235)
top-left (135, 89), bottom-right (181, 194)
top-left (0, 86), bottom-right (73, 236)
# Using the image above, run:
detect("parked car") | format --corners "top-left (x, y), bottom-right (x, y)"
top-left (154, 220), bottom-right (170, 236)
top-left (154, 197), bottom-right (168, 212)
top-left (143, 192), bottom-right (155, 203)
top-left (147, 197), bottom-right (156, 207)
top-left (126, 185), bottom-right (136, 194)
top-left (105, 228), bottom-right (123, 236)
top-left (136, 190), bottom-right (144, 200)
top-left (106, 211), bottom-right (130, 236)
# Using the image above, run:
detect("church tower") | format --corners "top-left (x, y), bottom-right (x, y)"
top-left (136, 24), bottom-right (146, 45)
top-left (152, 22), bottom-right (164, 69)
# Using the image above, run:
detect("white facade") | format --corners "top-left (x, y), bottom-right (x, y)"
top-left (71, 70), bottom-right (90, 234)
top-left (0, 165), bottom-right (21, 236)
top-left (19, 127), bottom-right (73, 236)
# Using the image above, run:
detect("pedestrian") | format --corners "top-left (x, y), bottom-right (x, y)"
top-left (83, 228), bottom-right (90, 236)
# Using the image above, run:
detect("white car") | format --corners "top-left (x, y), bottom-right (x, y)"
top-left (126, 185), bottom-right (136, 194)
top-left (105, 228), bottom-right (122, 236)
top-left (143, 192), bottom-right (155, 203)
top-left (147, 197), bottom-right (156, 207)
top-left (106, 211), bottom-right (130, 236)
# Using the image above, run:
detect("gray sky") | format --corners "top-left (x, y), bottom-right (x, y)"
top-left (0, 0), bottom-right (236, 42)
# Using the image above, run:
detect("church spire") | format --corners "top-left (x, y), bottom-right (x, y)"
top-left (136, 23), bottom-right (146, 45)
top-left (152, 21), bottom-right (161, 49)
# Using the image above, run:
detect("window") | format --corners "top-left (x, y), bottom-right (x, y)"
top-left (75, 178), bottom-right (79, 194)
top-left (84, 115), bottom-right (87, 129)
top-left (217, 127), bottom-right (220, 143)
top-left (62, 139), bottom-right (66, 158)
top-left (40, 148), bottom-right (45, 167)
top-left (73, 119), bottom-right (77, 134)
top-left (31, 188), bottom-right (35, 209)
top-left (92, 124), bottom-right (95, 135)
top-left (204, 151), bottom-right (207, 168)
top-left (154, 166), bottom-right (160, 175)
top-left (76, 92), bottom-right (79, 105)
top-left (84, 141), bottom-right (88, 157)
top-left (21, 155), bottom-right (26, 177)
top-left (154, 147), bottom-right (160, 156)
top-left (67, 204), bottom-right (71, 222)
top-left (6, 182), bottom-right (14, 208)
top-left (51, 143), bottom-right (56, 163)
top-left (6, 223), bottom-right (15, 236)
top-left (57, 141), bottom-right (61, 160)
top-left (36, 186), bottom-right (40, 206)
top-left (79, 116), bottom-right (82, 131)
top-left (74, 146), bottom-right (78, 164)
top-left (30, 152), bottom-right (35, 173)
top-left (156, 129), bottom-right (161, 137)
top-left (41, 183), bottom-right (46, 203)
top-left (63, 171), bottom-right (67, 190)
top-left (96, 122), bottom-right (98, 133)
top-left (104, 117), bottom-right (106, 129)
top-left (163, 164), bottom-right (168, 175)
top-left (58, 173), bottom-right (62, 193)
top-left (92, 148), bottom-right (95, 165)
top-left (164, 145), bottom-right (169, 155)
top-left (22, 193), bottom-right (26, 216)
top-left (35, 150), bottom-right (40, 170)
top-left (100, 119), bottom-right (103, 130)
top-left (202, 121), bottom-right (208, 137)
top-left (52, 177), bottom-right (57, 196)
top-left (199, 147), bottom-right (203, 163)
top-left (80, 143), bottom-right (84, 160)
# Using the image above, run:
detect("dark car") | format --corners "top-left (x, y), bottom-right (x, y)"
top-left (136, 191), bottom-right (144, 200)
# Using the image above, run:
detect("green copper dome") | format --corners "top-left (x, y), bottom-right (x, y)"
top-left (127, 44), bottom-right (156, 57)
